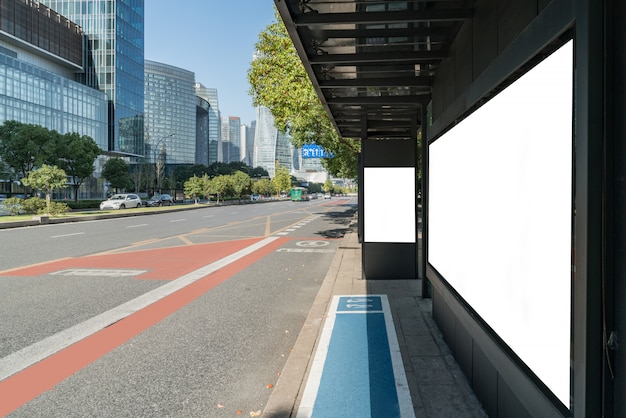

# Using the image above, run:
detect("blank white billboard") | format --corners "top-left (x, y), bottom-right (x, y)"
top-left (364, 167), bottom-right (416, 243)
top-left (428, 40), bottom-right (573, 407)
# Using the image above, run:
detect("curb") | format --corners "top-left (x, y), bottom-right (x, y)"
top-left (262, 221), bottom-right (358, 418)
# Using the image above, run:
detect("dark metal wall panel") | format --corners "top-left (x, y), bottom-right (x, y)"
top-left (472, 0), bottom-right (499, 78)
top-left (430, 0), bottom-right (575, 138)
top-left (612, 0), bottom-right (626, 414)
top-left (472, 343), bottom-right (498, 417)
top-left (431, 0), bottom-right (574, 131)
top-left (539, 0), bottom-right (553, 12)
top-left (454, 319), bottom-right (473, 389)
top-left (362, 243), bottom-right (416, 280)
top-left (572, 0), bottom-right (605, 415)
top-left (361, 138), bottom-right (416, 167)
top-left (497, 0), bottom-right (538, 52)
top-left (454, 21), bottom-right (474, 98)
top-left (497, 376), bottom-right (533, 418)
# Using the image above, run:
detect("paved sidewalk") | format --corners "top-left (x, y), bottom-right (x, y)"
top-left (262, 220), bottom-right (487, 418)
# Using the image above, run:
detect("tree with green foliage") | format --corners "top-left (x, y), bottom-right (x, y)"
top-left (251, 178), bottom-right (275, 196)
top-left (21, 164), bottom-right (67, 212)
top-left (102, 158), bottom-right (133, 192)
top-left (250, 166), bottom-right (270, 179)
top-left (173, 164), bottom-right (210, 185)
top-left (184, 174), bottom-right (209, 204)
top-left (207, 175), bottom-right (233, 204)
top-left (248, 10), bottom-right (359, 179)
top-left (55, 132), bottom-right (101, 202)
top-left (230, 171), bottom-right (252, 201)
top-left (324, 178), bottom-right (333, 193)
top-left (272, 164), bottom-right (292, 195)
top-left (207, 162), bottom-right (233, 177)
top-left (0, 121), bottom-right (58, 187)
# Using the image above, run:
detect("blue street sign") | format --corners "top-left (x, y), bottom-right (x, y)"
top-left (302, 144), bottom-right (335, 159)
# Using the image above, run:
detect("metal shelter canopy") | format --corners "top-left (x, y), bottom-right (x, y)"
top-left (274, 0), bottom-right (473, 140)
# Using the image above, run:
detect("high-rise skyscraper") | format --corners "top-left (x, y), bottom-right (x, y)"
top-left (253, 106), bottom-right (293, 178)
top-left (144, 60), bottom-right (196, 165)
top-left (228, 116), bottom-right (241, 163)
top-left (195, 84), bottom-right (219, 165)
top-left (38, 0), bottom-right (145, 156)
top-left (244, 122), bottom-right (255, 166)
top-left (220, 116), bottom-right (242, 164)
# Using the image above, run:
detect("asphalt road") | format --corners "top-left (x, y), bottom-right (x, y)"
top-left (0, 197), bottom-right (357, 417)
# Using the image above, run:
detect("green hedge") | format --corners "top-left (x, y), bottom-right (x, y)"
top-left (64, 200), bottom-right (101, 210)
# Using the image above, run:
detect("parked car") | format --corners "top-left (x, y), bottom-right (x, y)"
top-left (324, 193), bottom-right (331, 199)
top-left (146, 194), bottom-right (174, 207)
top-left (99, 194), bottom-right (142, 210)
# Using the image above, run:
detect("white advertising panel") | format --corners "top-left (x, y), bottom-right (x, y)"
top-left (428, 40), bottom-right (573, 406)
top-left (364, 167), bottom-right (416, 243)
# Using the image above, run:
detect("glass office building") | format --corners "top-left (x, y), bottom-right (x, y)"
top-left (38, 0), bottom-right (145, 156)
top-left (253, 106), bottom-right (293, 178)
top-left (0, 1), bottom-right (108, 149)
top-left (244, 121), bottom-right (255, 166)
top-left (195, 84), bottom-right (219, 165)
top-left (0, 51), bottom-right (108, 148)
top-left (144, 60), bottom-right (196, 165)
top-left (196, 96), bottom-right (210, 166)
top-left (225, 116), bottom-right (241, 163)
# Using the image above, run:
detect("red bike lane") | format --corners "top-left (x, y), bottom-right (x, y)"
top-left (0, 236), bottom-right (289, 416)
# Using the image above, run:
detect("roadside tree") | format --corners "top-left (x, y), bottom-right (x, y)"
top-left (208, 174), bottom-right (233, 204)
top-left (102, 158), bottom-right (133, 192)
top-left (231, 171), bottom-right (252, 201)
top-left (324, 178), bottom-right (333, 193)
top-left (0, 121), bottom-right (57, 187)
top-left (21, 164), bottom-right (68, 213)
top-left (248, 10), bottom-right (359, 179)
top-left (272, 164), bottom-right (292, 195)
top-left (55, 132), bottom-right (101, 202)
top-left (184, 175), bottom-right (209, 204)
top-left (252, 178), bottom-right (275, 196)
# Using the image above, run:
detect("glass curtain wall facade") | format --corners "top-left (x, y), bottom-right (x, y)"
top-left (195, 83), bottom-right (219, 165)
top-left (0, 52), bottom-right (108, 148)
top-left (144, 60), bottom-right (196, 165)
top-left (39, 0), bottom-right (145, 156)
top-left (253, 106), bottom-right (293, 178)
top-left (196, 96), bottom-right (209, 166)
top-left (245, 121), bottom-right (255, 166)
top-left (220, 117), bottom-right (229, 162)
top-left (227, 116), bottom-right (241, 163)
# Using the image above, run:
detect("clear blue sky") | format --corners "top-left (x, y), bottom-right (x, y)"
top-left (144, 1), bottom-right (277, 125)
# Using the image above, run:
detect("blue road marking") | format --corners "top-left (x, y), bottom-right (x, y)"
top-left (297, 295), bottom-right (415, 418)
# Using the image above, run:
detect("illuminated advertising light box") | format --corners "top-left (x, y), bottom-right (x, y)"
top-left (364, 167), bottom-right (415, 243)
top-left (428, 40), bottom-right (573, 407)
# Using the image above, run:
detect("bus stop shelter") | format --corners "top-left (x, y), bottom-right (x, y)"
top-left (275, 0), bottom-right (626, 416)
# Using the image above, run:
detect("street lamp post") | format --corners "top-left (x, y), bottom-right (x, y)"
top-left (150, 133), bottom-right (174, 194)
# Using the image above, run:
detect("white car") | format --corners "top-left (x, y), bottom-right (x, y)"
top-left (100, 194), bottom-right (142, 210)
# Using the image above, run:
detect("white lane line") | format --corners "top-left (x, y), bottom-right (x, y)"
top-left (126, 224), bottom-right (148, 228)
top-left (169, 219), bottom-right (185, 223)
top-left (50, 232), bottom-right (85, 239)
top-left (0, 236), bottom-right (279, 381)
